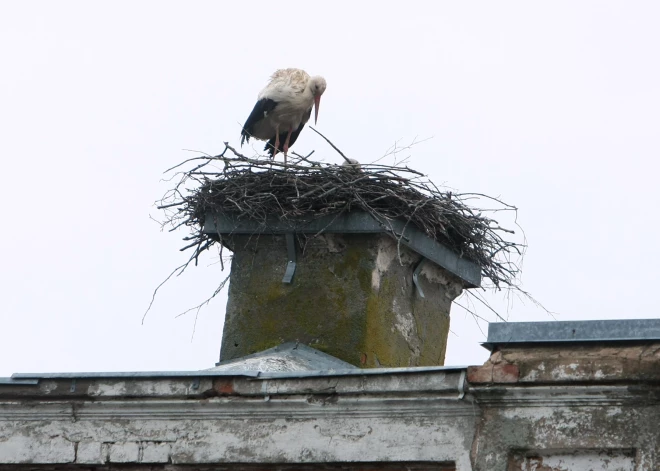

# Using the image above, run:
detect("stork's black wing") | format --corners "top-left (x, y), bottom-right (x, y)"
top-left (240, 98), bottom-right (278, 146)
top-left (264, 107), bottom-right (312, 156)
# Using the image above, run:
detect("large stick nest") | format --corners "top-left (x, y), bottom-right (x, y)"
top-left (158, 143), bottom-right (524, 290)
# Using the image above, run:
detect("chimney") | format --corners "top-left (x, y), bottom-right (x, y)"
top-left (204, 211), bottom-right (480, 368)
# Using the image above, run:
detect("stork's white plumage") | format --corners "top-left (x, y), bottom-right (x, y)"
top-left (240, 68), bottom-right (327, 162)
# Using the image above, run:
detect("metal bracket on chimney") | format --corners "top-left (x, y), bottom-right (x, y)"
top-left (282, 233), bottom-right (297, 284)
top-left (412, 258), bottom-right (426, 298)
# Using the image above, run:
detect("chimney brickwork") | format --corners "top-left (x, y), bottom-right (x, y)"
top-left (220, 232), bottom-right (464, 368)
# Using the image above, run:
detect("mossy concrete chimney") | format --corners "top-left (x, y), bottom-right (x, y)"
top-left (204, 212), bottom-right (480, 368)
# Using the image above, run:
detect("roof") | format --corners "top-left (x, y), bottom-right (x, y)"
top-left (207, 342), bottom-right (358, 372)
top-left (4, 342), bottom-right (466, 384)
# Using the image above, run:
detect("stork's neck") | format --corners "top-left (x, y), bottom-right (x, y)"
top-left (303, 82), bottom-right (316, 101)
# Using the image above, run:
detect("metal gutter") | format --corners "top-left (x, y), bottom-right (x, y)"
top-left (10, 365), bottom-right (470, 381)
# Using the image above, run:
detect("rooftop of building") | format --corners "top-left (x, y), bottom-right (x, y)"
top-left (3, 318), bottom-right (660, 389)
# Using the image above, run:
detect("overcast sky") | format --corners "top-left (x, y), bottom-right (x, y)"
top-left (1, 1), bottom-right (659, 376)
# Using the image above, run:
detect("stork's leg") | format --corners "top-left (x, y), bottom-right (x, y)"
top-left (282, 126), bottom-right (293, 164)
top-left (272, 132), bottom-right (280, 160)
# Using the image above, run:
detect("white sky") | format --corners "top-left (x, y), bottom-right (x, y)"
top-left (1, 1), bottom-right (659, 376)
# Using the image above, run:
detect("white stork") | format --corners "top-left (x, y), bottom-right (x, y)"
top-left (240, 68), bottom-right (327, 162)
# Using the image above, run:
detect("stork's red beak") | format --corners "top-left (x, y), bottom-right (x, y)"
top-left (314, 95), bottom-right (321, 124)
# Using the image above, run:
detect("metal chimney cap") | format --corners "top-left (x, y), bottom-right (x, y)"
top-left (204, 211), bottom-right (482, 288)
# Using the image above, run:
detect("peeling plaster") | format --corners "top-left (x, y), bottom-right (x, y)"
top-left (4, 344), bottom-right (660, 470)
top-left (420, 263), bottom-right (463, 299)
top-left (371, 237), bottom-right (397, 290)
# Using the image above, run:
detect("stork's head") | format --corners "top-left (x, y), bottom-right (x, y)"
top-left (309, 76), bottom-right (327, 124)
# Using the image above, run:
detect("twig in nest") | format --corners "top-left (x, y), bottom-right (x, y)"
top-left (309, 126), bottom-right (351, 163)
top-left (179, 273), bottom-right (231, 342)
top-left (142, 261), bottom-right (187, 324)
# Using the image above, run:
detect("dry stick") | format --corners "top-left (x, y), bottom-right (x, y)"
top-left (370, 136), bottom-right (433, 166)
top-left (182, 273), bottom-right (231, 342)
top-left (465, 290), bottom-right (508, 322)
top-left (177, 273), bottom-right (231, 320)
top-left (163, 147), bottom-right (228, 174)
top-left (290, 150), bottom-right (320, 167)
top-left (309, 126), bottom-right (351, 163)
top-left (142, 261), bottom-right (188, 324)
top-left (454, 301), bottom-right (487, 337)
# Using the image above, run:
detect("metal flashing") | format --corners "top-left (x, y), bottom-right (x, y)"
top-left (210, 342), bottom-right (358, 372)
top-left (203, 211), bottom-right (482, 288)
top-left (10, 366), bottom-right (469, 381)
top-left (483, 318), bottom-right (660, 350)
top-left (0, 378), bottom-right (39, 386)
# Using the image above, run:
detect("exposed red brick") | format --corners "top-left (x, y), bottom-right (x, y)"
top-left (492, 363), bottom-right (519, 383)
top-left (468, 363), bottom-right (519, 384)
top-left (467, 365), bottom-right (493, 383)
top-left (213, 379), bottom-right (235, 395)
top-left (492, 342), bottom-right (660, 383)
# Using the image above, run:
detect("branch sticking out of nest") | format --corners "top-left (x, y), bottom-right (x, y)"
top-left (154, 139), bottom-right (525, 294)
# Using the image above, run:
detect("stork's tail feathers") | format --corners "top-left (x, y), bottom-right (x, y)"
top-left (264, 140), bottom-right (279, 158)
top-left (240, 130), bottom-right (250, 147)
